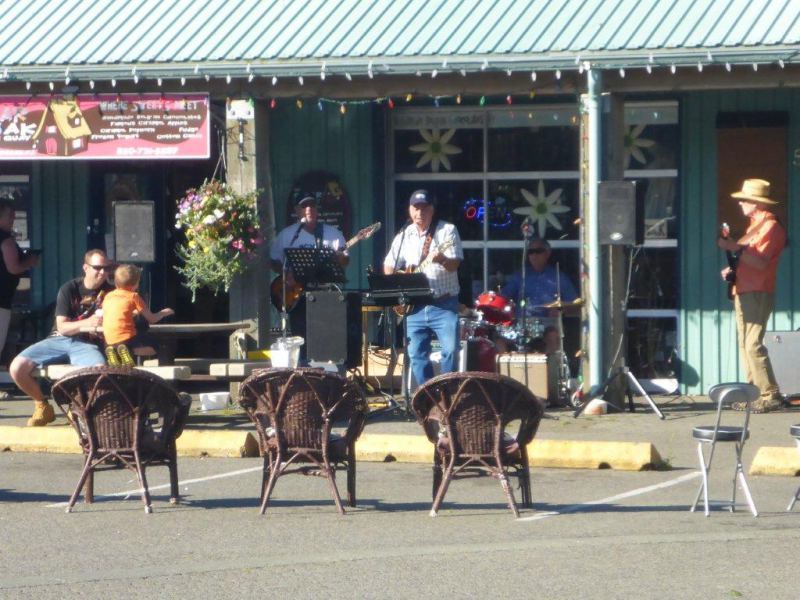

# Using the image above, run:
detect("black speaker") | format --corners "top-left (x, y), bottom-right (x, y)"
top-left (305, 290), bottom-right (362, 368)
top-left (113, 201), bottom-right (155, 263)
top-left (598, 181), bottom-right (643, 245)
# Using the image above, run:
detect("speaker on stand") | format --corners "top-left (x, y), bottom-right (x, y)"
top-left (598, 181), bottom-right (643, 246)
top-left (112, 201), bottom-right (156, 300)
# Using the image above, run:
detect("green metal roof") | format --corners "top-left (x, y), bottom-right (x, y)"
top-left (0, 0), bottom-right (798, 81)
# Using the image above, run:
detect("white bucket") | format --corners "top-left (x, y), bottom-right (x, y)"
top-left (199, 391), bottom-right (230, 411)
top-left (270, 336), bottom-right (304, 368)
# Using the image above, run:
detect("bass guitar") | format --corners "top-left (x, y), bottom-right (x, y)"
top-left (720, 222), bottom-right (740, 301)
top-left (392, 238), bottom-right (455, 317)
top-left (270, 221), bottom-right (381, 312)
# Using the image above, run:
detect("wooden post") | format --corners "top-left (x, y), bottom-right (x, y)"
top-left (603, 95), bottom-right (629, 405)
top-left (225, 100), bottom-right (275, 357)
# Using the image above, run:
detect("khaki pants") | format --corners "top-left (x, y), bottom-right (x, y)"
top-left (734, 291), bottom-right (781, 401)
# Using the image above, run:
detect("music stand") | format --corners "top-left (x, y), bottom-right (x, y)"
top-left (364, 273), bottom-right (434, 417)
top-left (285, 247), bottom-right (346, 287)
top-left (365, 272), bottom-right (432, 307)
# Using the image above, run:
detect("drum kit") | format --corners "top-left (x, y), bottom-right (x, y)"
top-left (460, 290), bottom-right (583, 406)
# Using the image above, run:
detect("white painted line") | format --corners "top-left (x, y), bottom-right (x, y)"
top-left (46, 465), bottom-right (262, 508)
top-left (518, 471), bottom-right (701, 522)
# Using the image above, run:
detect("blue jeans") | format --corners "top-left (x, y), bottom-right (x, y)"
top-left (18, 334), bottom-right (106, 367)
top-left (405, 297), bottom-right (459, 388)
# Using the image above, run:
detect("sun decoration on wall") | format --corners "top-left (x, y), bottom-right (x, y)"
top-left (512, 180), bottom-right (570, 238)
top-left (624, 124), bottom-right (655, 168)
top-left (409, 128), bottom-right (462, 172)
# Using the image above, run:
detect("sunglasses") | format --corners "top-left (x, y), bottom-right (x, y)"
top-left (527, 248), bottom-right (548, 255)
top-left (86, 264), bottom-right (114, 272)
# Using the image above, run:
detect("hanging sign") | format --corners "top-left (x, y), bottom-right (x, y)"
top-left (0, 93), bottom-right (210, 160)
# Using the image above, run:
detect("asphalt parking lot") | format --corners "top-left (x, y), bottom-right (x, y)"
top-left (2, 407), bottom-right (799, 600)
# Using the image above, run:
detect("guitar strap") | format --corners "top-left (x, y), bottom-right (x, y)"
top-left (418, 219), bottom-right (438, 266)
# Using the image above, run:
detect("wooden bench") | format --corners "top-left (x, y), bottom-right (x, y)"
top-left (208, 361), bottom-right (270, 379)
top-left (33, 364), bottom-right (192, 381)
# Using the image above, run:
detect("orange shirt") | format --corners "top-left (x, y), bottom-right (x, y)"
top-left (102, 288), bottom-right (145, 345)
top-left (734, 211), bottom-right (786, 295)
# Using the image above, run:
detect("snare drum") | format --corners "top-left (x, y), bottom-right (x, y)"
top-left (475, 291), bottom-right (515, 325)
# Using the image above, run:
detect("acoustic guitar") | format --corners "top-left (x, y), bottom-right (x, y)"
top-left (720, 222), bottom-right (739, 301)
top-left (393, 238), bottom-right (455, 317)
top-left (270, 222), bottom-right (381, 312)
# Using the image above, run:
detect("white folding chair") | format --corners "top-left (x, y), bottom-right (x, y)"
top-left (690, 383), bottom-right (759, 517)
top-left (788, 424), bottom-right (800, 511)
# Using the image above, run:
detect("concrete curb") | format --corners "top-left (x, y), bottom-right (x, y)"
top-left (355, 433), bottom-right (665, 471)
top-left (176, 430), bottom-right (259, 458)
top-left (10, 424), bottom-right (800, 475)
top-left (749, 446), bottom-right (800, 477)
top-left (0, 425), bottom-right (259, 459)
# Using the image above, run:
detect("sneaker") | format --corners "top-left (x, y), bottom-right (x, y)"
top-left (27, 402), bottom-right (55, 426)
top-left (116, 344), bottom-right (135, 367)
top-left (731, 397), bottom-right (784, 413)
top-left (105, 346), bottom-right (121, 367)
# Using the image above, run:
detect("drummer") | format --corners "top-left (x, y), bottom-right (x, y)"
top-left (497, 238), bottom-right (578, 352)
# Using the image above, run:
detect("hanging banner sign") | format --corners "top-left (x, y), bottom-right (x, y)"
top-left (0, 93), bottom-right (210, 160)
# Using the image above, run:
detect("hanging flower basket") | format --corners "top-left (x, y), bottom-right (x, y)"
top-left (174, 179), bottom-right (263, 300)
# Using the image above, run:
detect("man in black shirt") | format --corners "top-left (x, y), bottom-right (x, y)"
top-left (10, 249), bottom-right (114, 426)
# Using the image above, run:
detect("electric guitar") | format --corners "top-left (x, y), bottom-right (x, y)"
top-left (392, 238), bottom-right (455, 317)
top-left (270, 222), bottom-right (381, 312)
top-left (720, 222), bottom-right (739, 301)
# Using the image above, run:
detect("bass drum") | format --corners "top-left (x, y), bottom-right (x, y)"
top-left (464, 336), bottom-right (498, 372)
top-left (475, 291), bottom-right (515, 325)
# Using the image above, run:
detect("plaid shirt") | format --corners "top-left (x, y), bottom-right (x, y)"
top-left (383, 220), bottom-right (463, 299)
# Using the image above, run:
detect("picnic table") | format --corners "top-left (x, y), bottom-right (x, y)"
top-left (80, 320), bottom-right (257, 363)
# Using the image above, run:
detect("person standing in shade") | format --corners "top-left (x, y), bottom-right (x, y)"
top-left (718, 179), bottom-right (787, 413)
top-left (269, 193), bottom-right (348, 362)
top-left (0, 199), bottom-right (40, 364)
top-left (9, 249), bottom-right (113, 426)
top-left (383, 189), bottom-right (463, 387)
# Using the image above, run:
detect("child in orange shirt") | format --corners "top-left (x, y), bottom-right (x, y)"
top-left (102, 264), bottom-right (174, 367)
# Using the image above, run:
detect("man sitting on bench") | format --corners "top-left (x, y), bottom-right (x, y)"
top-left (9, 249), bottom-right (113, 426)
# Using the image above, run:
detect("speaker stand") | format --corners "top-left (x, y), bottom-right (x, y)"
top-left (573, 365), bottom-right (664, 420)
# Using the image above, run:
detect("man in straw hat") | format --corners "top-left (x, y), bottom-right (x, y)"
top-left (718, 179), bottom-right (786, 412)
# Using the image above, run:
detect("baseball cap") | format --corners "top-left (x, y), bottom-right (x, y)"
top-left (295, 193), bottom-right (316, 208)
top-left (409, 189), bottom-right (433, 206)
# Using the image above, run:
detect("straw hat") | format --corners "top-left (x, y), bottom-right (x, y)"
top-left (730, 179), bottom-right (778, 205)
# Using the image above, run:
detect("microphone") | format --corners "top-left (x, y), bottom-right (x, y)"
top-left (521, 216), bottom-right (534, 238)
top-left (299, 217), bottom-right (307, 224)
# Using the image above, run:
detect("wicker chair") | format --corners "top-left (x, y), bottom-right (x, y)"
top-left (238, 368), bottom-right (368, 515)
top-left (412, 371), bottom-right (545, 518)
top-left (52, 366), bottom-right (191, 514)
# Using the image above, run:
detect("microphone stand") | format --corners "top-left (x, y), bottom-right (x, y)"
top-left (280, 254), bottom-right (290, 341)
top-left (390, 222), bottom-right (414, 418)
top-left (518, 219), bottom-right (533, 347)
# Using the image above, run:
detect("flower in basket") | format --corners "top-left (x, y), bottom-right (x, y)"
top-left (174, 179), bottom-right (263, 300)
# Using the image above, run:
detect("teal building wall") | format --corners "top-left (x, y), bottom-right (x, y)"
top-left (31, 161), bottom-right (91, 312)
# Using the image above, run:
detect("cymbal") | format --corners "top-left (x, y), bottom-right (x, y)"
top-left (538, 298), bottom-right (584, 310)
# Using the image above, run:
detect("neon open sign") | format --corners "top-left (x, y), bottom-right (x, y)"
top-left (462, 197), bottom-right (513, 228)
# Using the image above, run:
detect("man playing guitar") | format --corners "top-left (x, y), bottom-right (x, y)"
top-left (269, 193), bottom-right (348, 362)
top-left (383, 189), bottom-right (463, 388)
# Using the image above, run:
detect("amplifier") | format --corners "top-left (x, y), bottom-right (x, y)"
top-left (496, 352), bottom-right (556, 403)
top-left (305, 290), bottom-right (361, 369)
top-left (764, 331), bottom-right (800, 396)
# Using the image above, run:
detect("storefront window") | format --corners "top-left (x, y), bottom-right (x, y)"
top-left (624, 101), bottom-right (680, 386)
